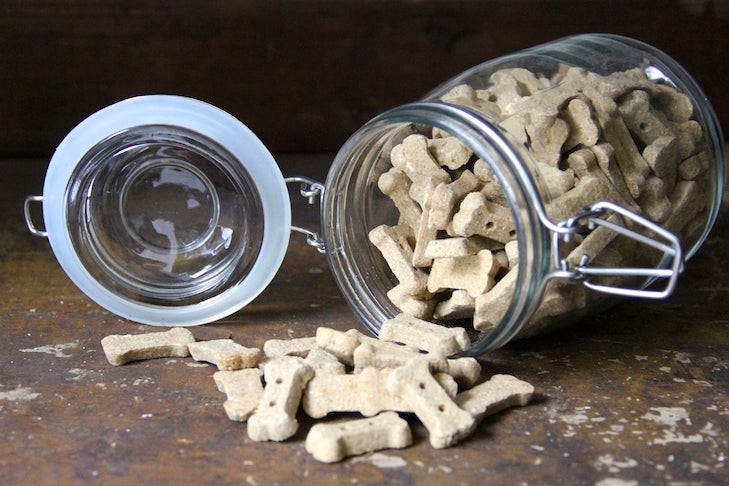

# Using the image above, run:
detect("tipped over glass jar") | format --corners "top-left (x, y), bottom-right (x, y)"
top-left (27, 34), bottom-right (725, 355)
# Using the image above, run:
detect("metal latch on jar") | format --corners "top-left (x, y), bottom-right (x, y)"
top-left (546, 200), bottom-right (684, 299)
top-left (285, 176), bottom-right (326, 253)
top-left (24, 195), bottom-right (47, 238)
top-left (25, 178), bottom-right (329, 254)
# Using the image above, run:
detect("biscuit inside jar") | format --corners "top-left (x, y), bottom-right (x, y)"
top-left (368, 64), bottom-right (711, 345)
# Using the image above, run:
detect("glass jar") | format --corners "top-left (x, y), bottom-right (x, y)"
top-left (321, 34), bottom-right (725, 354)
top-left (26, 34), bottom-right (725, 355)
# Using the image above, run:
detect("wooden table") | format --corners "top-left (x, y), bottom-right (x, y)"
top-left (2, 156), bottom-right (727, 484)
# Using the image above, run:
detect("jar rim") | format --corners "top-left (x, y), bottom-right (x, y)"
top-left (323, 101), bottom-right (553, 354)
top-left (42, 95), bottom-right (291, 326)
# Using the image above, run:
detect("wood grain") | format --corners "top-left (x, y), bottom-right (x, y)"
top-left (2, 156), bottom-right (728, 483)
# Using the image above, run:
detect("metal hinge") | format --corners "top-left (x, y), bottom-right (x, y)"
top-left (285, 176), bottom-right (326, 253)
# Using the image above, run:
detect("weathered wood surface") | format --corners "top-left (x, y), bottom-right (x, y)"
top-left (1, 0), bottom-right (727, 155)
top-left (1, 157), bottom-right (727, 484)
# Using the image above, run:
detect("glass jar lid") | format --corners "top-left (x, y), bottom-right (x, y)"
top-left (41, 95), bottom-right (290, 326)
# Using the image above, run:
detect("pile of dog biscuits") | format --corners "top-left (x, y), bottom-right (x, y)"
top-left (101, 321), bottom-right (534, 463)
top-left (369, 64), bottom-right (712, 339)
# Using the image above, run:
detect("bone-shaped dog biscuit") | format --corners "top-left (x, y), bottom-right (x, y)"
top-left (428, 249), bottom-right (500, 298)
top-left (455, 374), bottom-right (534, 421)
top-left (546, 175), bottom-right (615, 223)
top-left (618, 90), bottom-right (676, 147)
top-left (536, 162), bottom-right (576, 200)
top-left (501, 110), bottom-right (569, 167)
top-left (433, 289), bottom-right (475, 321)
top-left (591, 142), bottom-right (638, 208)
top-left (303, 346), bottom-right (347, 375)
top-left (387, 283), bottom-right (436, 320)
top-left (303, 367), bottom-right (458, 419)
top-left (637, 175), bottom-right (672, 223)
top-left (378, 167), bottom-right (422, 234)
top-left (369, 224), bottom-right (429, 297)
top-left (642, 136), bottom-right (679, 192)
top-left (305, 412), bottom-right (412, 463)
top-left (412, 196), bottom-right (439, 268)
top-left (427, 136), bottom-right (473, 171)
top-left (188, 339), bottom-right (260, 371)
top-left (351, 334), bottom-right (448, 376)
top-left (653, 83), bottom-right (694, 123)
top-left (101, 327), bottom-right (195, 366)
top-left (445, 356), bottom-right (482, 388)
top-left (303, 367), bottom-right (401, 418)
top-left (379, 313), bottom-right (470, 356)
top-left (386, 359), bottom-right (476, 449)
top-left (504, 240), bottom-right (519, 269)
top-left (213, 369), bottom-right (264, 422)
top-left (586, 67), bottom-right (654, 99)
top-left (247, 357), bottom-right (314, 442)
top-left (562, 96), bottom-right (600, 150)
top-left (263, 337), bottom-right (317, 359)
top-left (353, 341), bottom-right (431, 373)
top-left (391, 134), bottom-right (451, 185)
top-left (424, 236), bottom-right (486, 259)
top-left (450, 192), bottom-right (516, 243)
top-left (427, 170), bottom-right (481, 231)
top-left (315, 327), bottom-right (361, 366)
top-left (486, 71), bottom-right (530, 113)
top-left (500, 67), bottom-right (551, 95)
top-left (673, 120), bottom-right (703, 159)
top-left (664, 180), bottom-right (706, 236)
top-left (678, 151), bottom-right (709, 181)
top-left (473, 265), bottom-right (518, 332)
top-left (473, 159), bottom-right (509, 206)
top-left (441, 84), bottom-right (480, 109)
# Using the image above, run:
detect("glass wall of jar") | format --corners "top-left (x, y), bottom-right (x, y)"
top-left (322, 34), bottom-right (726, 355)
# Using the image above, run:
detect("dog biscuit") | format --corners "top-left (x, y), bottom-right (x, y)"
top-left (214, 369), bottom-right (264, 422)
top-left (247, 357), bottom-right (314, 442)
top-left (455, 374), bottom-right (534, 421)
top-left (305, 412), bottom-right (412, 463)
top-left (263, 336), bottom-right (317, 359)
top-left (379, 313), bottom-right (470, 356)
top-left (315, 327), bottom-right (361, 366)
top-left (303, 367), bottom-right (458, 419)
top-left (188, 339), bottom-right (260, 371)
top-left (101, 327), bottom-right (195, 366)
top-left (386, 359), bottom-right (476, 448)
top-left (304, 346), bottom-right (347, 375)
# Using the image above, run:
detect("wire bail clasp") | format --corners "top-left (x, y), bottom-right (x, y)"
top-left (24, 195), bottom-right (48, 238)
top-left (548, 200), bottom-right (684, 299)
top-left (285, 176), bottom-right (326, 253)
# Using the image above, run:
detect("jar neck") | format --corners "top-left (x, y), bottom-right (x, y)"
top-left (324, 102), bottom-right (554, 354)
top-left (417, 102), bottom-right (555, 353)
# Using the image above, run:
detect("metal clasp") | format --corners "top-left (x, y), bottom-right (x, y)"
top-left (546, 200), bottom-right (684, 299)
top-left (24, 195), bottom-right (48, 238)
top-left (285, 176), bottom-right (326, 253)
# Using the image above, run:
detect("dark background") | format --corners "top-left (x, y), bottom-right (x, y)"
top-left (1, 0), bottom-right (727, 158)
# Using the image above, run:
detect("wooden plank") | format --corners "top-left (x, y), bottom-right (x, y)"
top-left (2, 157), bottom-right (729, 483)
top-left (0, 0), bottom-right (726, 155)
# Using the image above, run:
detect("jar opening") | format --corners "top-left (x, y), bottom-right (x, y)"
top-left (66, 125), bottom-right (265, 306)
top-left (324, 103), bottom-right (551, 355)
